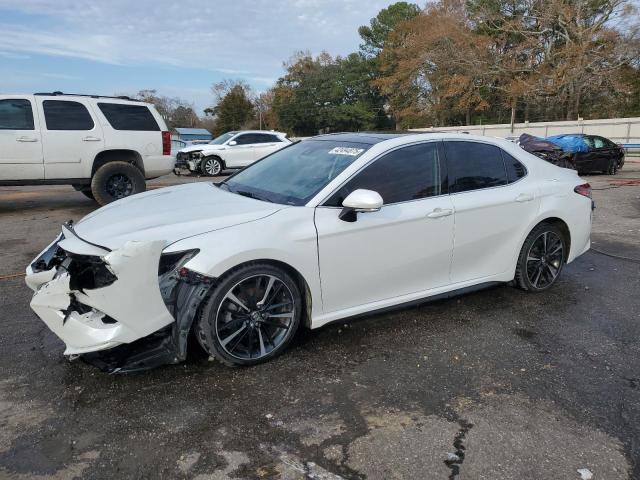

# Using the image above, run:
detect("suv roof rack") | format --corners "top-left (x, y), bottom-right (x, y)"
top-left (34, 91), bottom-right (142, 102)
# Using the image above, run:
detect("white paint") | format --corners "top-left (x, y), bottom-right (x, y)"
top-left (26, 133), bottom-right (592, 354)
top-left (178, 130), bottom-right (290, 169)
top-left (0, 93), bottom-right (174, 181)
top-left (410, 117), bottom-right (640, 144)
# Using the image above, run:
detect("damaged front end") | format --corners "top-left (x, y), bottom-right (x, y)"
top-left (26, 224), bottom-right (214, 373)
top-left (174, 151), bottom-right (203, 175)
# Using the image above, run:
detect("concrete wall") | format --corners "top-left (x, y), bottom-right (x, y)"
top-left (410, 117), bottom-right (640, 144)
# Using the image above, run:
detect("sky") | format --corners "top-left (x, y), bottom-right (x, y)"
top-left (0, 0), bottom-right (392, 113)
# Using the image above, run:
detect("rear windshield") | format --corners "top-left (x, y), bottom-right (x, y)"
top-left (98, 103), bottom-right (160, 131)
top-left (221, 140), bottom-right (370, 206)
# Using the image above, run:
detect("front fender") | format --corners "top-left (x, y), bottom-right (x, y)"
top-left (166, 208), bottom-right (324, 321)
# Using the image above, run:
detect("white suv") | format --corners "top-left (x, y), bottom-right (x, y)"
top-left (0, 92), bottom-right (175, 205)
top-left (175, 130), bottom-right (291, 176)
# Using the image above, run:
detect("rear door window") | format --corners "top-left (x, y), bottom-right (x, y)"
top-left (0, 99), bottom-right (34, 130)
top-left (253, 134), bottom-right (281, 143)
top-left (43, 100), bottom-right (94, 130)
top-left (501, 151), bottom-right (527, 183)
top-left (325, 142), bottom-right (443, 206)
top-left (98, 103), bottom-right (159, 131)
top-left (444, 141), bottom-right (508, 193)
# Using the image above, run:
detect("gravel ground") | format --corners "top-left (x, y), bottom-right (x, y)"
top-left (0, 160), bottom-right (639, 479)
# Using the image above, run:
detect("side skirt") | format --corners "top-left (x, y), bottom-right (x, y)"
top-left (316, 281), bottom-right (505, 330)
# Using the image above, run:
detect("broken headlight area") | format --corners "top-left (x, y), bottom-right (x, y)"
top-left (60, 253), bottom-right (117, 290)
top-left (80, 249), bottom-right (216, 374)
top-left (30, 234), bottom-right (66, 273)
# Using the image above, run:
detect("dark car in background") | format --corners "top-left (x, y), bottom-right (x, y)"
top-left (546, 134), bottom-right (625, 175)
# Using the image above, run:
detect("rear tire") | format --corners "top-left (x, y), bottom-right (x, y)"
top-left (91, 161), bottom-right (146, 206)
top-left (514, 223), bottom-right (567, 292)
top-left (195, 263), bottom-right (302, 367)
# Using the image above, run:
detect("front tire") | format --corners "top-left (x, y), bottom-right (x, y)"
top-left (195, 264), bottom-right (302, 366)
top-left (514, 223), bottom-right (567, 292)
top-left (200, 157), bottom-right (223, 177)
top-left (91, 161), bottom-right (146, 206)
top-left (607, 160), bottom-right (618, 175)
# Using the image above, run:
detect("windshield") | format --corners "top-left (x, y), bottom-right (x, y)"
top-left (209, 132), bottom-right (237, 145)
top-left (221, 140), bottom-right (370, 206)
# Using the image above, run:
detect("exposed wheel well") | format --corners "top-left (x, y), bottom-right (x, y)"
top-left (212, 259), bottom-right (312, 328)
top-left (534, 217), bottom-right (571, 258)
top-left (92, 150), bottom-right (144, 176)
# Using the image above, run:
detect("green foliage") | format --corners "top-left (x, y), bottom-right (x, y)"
top-left (358, 2), bottom-right (421, 57)
top-left (211, 84), bottom-right (254, 135)
top-left (272, 52), bottom-right (389, 136)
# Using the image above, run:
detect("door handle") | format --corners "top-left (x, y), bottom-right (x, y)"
top-left (16, 136), bottom-right (38, 142)
top-left (515, 193), bottom-right (534, 203)
top-left (427, 208), bottom-right (453, 218)
top-left (82, 136), bottom-right (101, 142)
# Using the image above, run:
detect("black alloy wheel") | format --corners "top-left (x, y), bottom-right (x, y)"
top-left (105, 173), bottom-right (134, 199)
top-left (515, 223), bottom-right (566, 292)
top-left (196, 264), bottom-right (302, 366)
top-left (90, 161), bottom-right (146, 205)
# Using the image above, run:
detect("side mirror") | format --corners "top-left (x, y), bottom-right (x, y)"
top-left (339, 189), bottom-right (383, 222)
top-left (228, 140), bottom-right (237, 146)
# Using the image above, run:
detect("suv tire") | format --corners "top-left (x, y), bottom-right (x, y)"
top-left (91, 161), bottom-right (146, 205)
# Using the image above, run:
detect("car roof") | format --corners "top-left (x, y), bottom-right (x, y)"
top-left (33, 92), bottom-right (143, 103)
top-left (309, 132), bottom-right (419, 145)
top-left (234, 130), bottom-right (287, 135)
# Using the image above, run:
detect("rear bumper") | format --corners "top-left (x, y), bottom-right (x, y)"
top-left (144, 154), bottom-right (175, 178)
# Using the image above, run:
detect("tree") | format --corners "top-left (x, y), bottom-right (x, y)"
top-left (358, 2), bottom-right (422, 57)
top-left (271, 52), bottom-right (386, 135)
top-left (172, 105), bottom-right (200, 128)
top-left (209, 80), bottom-right (255, 135)
top-left (376, 0), bottom-right (639, 127)
top-left (134, 89), bottom-right (199, 129)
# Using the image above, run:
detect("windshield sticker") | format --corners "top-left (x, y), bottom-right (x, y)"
top-left (329, 147), bottom-right (365, 156)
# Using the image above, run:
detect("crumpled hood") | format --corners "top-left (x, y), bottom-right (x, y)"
top-left (73, 183), bottom-right (282, 250)
top-left (179, 144), bottom-right (225, 154)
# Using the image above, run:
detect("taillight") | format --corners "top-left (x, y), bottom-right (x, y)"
top-left (162, 131), bottom-right (171, 155)
top-left (574, 183), bottom-right (592, 199)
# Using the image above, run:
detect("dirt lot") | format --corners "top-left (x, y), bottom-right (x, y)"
top-left (1, 161), bottom-right (639, 480)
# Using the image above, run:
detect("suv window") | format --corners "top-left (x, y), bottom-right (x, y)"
top-left (444, 141), bottom-right (507, 193)
top-left (234, 133), bottom-right (279, 145)
top-left (253, 134), bottom-right (281, 143)
top-left (0, 99), bottom-right (34, 130)
top-left (325, 142), bottom-right (443, 206)
top-left (43, 100), bottom-right (94, 130)
top-left (233, 134), bottom-right (254, 145)
top-left (502, 151), bottom-right (527, 183)
top-left (97, 103), bottom-right (159, 131)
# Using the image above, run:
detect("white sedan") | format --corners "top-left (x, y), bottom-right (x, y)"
top-left (26, 133), bottom-right (592, 372)
top-left (175, 130), bottom-right (291, 176)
